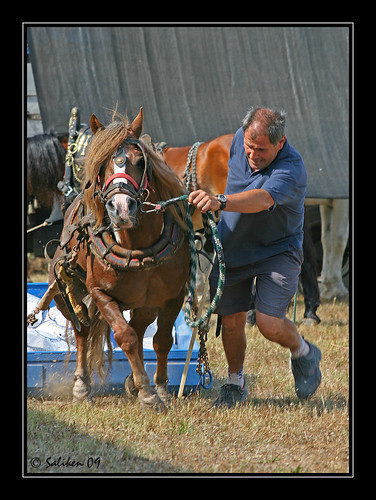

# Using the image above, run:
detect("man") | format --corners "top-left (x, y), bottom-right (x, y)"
top-left (188, 107), bottom-right (321, 408)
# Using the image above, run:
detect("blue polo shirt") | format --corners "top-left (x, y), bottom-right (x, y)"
top-left (218, 127), bottom-right (307, 267)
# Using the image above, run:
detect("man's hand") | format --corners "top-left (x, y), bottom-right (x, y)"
top-left (188, 190), bottom-right (221, 213)
top-left (189, 188), bottom-right (274, 214)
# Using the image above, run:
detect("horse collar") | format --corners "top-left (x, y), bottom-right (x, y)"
top-left (87, 211), bottom-right (184, 271)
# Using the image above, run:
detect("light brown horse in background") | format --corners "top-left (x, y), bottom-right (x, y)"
top-left (49, 108), bottom-right (190, 411)
top-left (162, 134), bottom-right (234, 228)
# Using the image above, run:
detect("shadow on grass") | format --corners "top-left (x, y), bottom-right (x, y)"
top-left (194, 374), bottom-right (348, 416)
top-left (249, 394), bottom-right (348, 415)
top-left (26, 406), bottom-right (186, 475)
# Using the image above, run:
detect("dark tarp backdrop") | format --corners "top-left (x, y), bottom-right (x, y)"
top-left (27, 25), bottom-right (350, 199)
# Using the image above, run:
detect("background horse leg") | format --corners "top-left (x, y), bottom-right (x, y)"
top-left (153, 291), bottom-right (185, 404)
top-left (300, 211), bottom-right (321, 324)
top-left (320, 199), bottom-right (349, 300)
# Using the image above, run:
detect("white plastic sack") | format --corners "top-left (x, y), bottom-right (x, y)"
top-left (27, 293), bottom-right (195, 353)
top-left (27, 293), bottom-right (76, 352)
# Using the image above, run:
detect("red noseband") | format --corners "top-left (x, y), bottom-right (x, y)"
top-left (103, 172), bottom-right (140, 192)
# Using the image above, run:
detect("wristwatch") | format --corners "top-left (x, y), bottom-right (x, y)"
top-left (216, 194), bottom-right (227, 211)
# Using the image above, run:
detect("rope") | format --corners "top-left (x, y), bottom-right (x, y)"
top-left (141, 194), bottom-right (226, 328)
top-left (151, 194), bottom-right (299, 326)
top-left (183, 201), bottom-right (225, 329)
top-left (183, 142), bottom-right (202, 191)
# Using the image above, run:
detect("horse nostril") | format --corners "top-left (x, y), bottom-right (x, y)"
top-left (128, 198), bottom-right (137, 210)
top-left (106, 199), bottom-right (116, 214)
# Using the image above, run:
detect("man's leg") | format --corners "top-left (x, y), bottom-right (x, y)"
top-left (221, 311), bottom-right (248, 373)
top-left (256, 310), bottom-right (321, 400)
top-left (253, 250), bottom-right (322, 400)
top-left (255, 311), bottom-right (302, 352)
top-left (208, 261), bottom-right (254, 407)
top-left (212, 311), bottom-right (249, 407)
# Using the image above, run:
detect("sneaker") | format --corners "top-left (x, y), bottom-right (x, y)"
top-left (213, 383), bottom-right (248, 408)
top-left (291, 340), bottom-right (322, 400)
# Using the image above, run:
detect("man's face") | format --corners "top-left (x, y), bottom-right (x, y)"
top-left (244, 125), bottom-right (286, 171)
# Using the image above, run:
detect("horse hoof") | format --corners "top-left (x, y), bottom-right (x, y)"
top-left (124, 374), bottom-right (138, 399)
top-left (156, 383), bottom-right (171, 406)
top-left (319, 284), bottom-right (349, 301)
top-left (302, 317), bottom-right (320, 327)
top-left (138, 387), bottom-right (167, 412)
top-left (72, 374), bottom-right (91, 402)
top-left (303, 311), bottom-right (321, 326)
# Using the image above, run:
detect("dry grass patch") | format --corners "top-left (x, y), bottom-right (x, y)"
top-left (26, 296), bottom-right (350, 475)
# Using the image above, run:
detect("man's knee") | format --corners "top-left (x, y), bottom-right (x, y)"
top-left (221, 312), bottom-right (248, 336)
top-left (255, 310), bottom-right (284, 342)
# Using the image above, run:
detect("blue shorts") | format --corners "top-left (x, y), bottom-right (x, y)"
top-left (209, 248), bottom-right (303, 319)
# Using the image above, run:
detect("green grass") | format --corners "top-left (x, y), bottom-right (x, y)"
top-left (26, 296), bottom-right (350, 475)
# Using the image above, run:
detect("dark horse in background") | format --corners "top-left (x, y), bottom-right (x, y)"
top-left (45, 108), bottom-right (190, 411)
top-left (26, 132), bottom-right (67, 262)
top-left (27, 111), bottom-right (320, 324)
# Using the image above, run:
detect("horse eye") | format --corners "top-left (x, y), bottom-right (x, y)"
top-left (134, 157), bottom-right (144, 167)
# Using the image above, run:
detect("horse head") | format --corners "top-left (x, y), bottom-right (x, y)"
top-left (86, 108), bottom-right (151, 230)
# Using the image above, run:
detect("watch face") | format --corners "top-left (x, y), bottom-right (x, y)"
top-left (217, 194), bottom-right (226, 210)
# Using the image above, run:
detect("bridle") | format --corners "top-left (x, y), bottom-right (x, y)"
top-left (94, 137), bottom-right (153, 206)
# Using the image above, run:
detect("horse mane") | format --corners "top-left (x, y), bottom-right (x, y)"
top-left (27, 133), bottom-right (66, 207)
top-left (83, 114), bottom-right (187, 230)
top-left (142, 142), bottom-right (187, 229)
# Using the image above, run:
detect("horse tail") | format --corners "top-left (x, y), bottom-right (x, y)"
top-left (86, 299), bottom-right (112, 381)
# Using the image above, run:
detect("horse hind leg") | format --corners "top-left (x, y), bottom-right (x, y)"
top-left (72, 325), bottom-right (92, 402)
top-left (52, 293), bottom-right (92, 401)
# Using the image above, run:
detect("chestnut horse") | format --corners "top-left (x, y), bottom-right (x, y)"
top-left (162, 134), bottom-right (234, 229)
top-left (48, 108), bottom-right (190, 411)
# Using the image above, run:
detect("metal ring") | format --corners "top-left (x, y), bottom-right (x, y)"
top-left (68, 143), bottom-right (78, 154)
top-left (199, 364), bottom-right (213, 389)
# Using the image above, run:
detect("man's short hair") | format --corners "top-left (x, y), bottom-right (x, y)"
top-left (242, 106), bottom-right (287, 145)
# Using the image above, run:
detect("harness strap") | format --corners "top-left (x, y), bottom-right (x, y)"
top-left (104, 172), bottom-right (140, 192)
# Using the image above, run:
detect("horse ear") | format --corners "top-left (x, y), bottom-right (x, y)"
top-left (90, 114), bottom-right (104, 134)
top-left (129, 107), bottom-right (143, 138)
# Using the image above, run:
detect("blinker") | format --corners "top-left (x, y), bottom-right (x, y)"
top-left (115, 155), bottom-right (126, 166)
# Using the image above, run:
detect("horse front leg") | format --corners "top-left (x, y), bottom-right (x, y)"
top-left (153, 291), bottom-right (185, 404)
top-left (90, 288), bottom-right (165, 411)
